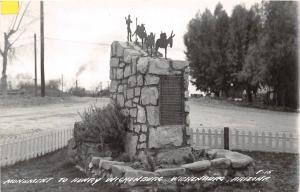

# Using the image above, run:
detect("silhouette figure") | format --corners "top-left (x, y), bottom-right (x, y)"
top-left (145, 32), bottom-right (155, 56)
top-left (125, 14), bottom-right (132, 42)
top-left (132, 24), bottom-right (147, 47)
top-left (155, 31), bottom-right (175, 59)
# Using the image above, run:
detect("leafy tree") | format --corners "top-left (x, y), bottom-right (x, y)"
top-left (184, 9), bottom-right (217, 94)
top-left (213, 3), bottom-right (231, 96)
top-left (227, 5), bottom-right (249, 83)
top-left (260, 1), bottom-right (298, 108)
top-left (184, 4), bottom-right (231, 96)
top-left (234, 4), bottom-right (263, 102)
top-left (184, 1), bottom-right (298, 108)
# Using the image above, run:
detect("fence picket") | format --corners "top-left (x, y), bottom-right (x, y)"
top-left (254, 132), bottom-right (259, 151)
top-left (262, 132), bottom-right (265, 151)
top-left (241, 130), bottom-right (245, 150)
top-left (248, 131), bottom-right (252, 151)
top-left (187, 129), bottom-right (193, 145)
top-left (220, 129), bottom-right (224, 149)
top-left (202, 129), bottom-right (206, 146)
top-left (268, 132), bottom-right (272, 152)
top-left (25, 136), bottom-right (30, 160)
top-left (7, 138), bottom-right (12, 166)
top-left (275, 132), bottom-right (279, 152)
top-left (235, 130), bottom-right (239, 149)
top-left (195, 129), bottom-right (200, 146)
top-left (214, 129), bottom-right (218, 148)
top-left (2, 138), bottom-right (7, 166)
top-left (11, 139), bottom-right (17, 165)
top-left (289, 133), bottom-right (293, 153)
top-left (282, 133), bottom-right (286, 152)
top-left (208, 129), bottom-right (212, 147)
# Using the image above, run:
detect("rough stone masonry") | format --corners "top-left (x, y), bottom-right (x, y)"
top-left (109, 41), bottom-right (190, 157)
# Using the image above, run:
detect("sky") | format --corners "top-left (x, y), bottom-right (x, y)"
top-left (0, 0), bottom-right (260, 92)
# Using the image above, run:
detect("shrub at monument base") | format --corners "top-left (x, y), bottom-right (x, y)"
top-left (68, 104), bottom-right (129, 171)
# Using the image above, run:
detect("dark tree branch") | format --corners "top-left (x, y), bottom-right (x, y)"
top-left (14, 2), bottom-right (31, 32)
top-left (9, 29), bottom-right (27, 48)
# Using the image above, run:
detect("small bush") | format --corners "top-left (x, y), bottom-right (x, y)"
top-left (17, 80), bottom-right (63, 96)
top-left (78, 104), bottom-right (129, 153)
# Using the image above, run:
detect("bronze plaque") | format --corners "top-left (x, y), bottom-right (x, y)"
top-left (159, 75), bottom-right (184, 125)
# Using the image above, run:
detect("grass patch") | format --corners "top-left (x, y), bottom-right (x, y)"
top-left (1, 148), bottom-right (298, 192)
top-left (1, 148), bottom-right (118, 192)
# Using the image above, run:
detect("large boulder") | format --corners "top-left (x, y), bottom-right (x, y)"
top-left (99, 160), bottom-right (125, 170)
top-left (148, 58), bottom-right (170, 75)
top-left (125, 133), bottom-right (138, 157)
top-left (111, 165), bottom-right (133, 177)
top-left (136, 105), bottom-right (146, 123)
top-left (141, 87), bottom-right (158, 105)
top-left (225, 152), bottom-right (254, 168)
top-left (156, 147), bottom-right (193, 164)
top-left (146, 106), bottom-right (159, 126)
top-left (181, 160), bottom-right (211, 172)
top-left (210, 158), bottom-right (231, 169)
top-left (89, 156), bottom-right (112, 169)
top-left (137, 57), bottom-right (149, 74)
top-left (148, 126), bottom-right (183, 148)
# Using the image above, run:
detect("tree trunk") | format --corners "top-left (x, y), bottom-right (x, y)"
top-left (1, 51), bottom-right (8, 97)
top-left (246, 87), bottom-right (253, 103)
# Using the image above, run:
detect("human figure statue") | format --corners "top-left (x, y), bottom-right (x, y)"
top-left (125, 14), bottom-right (132, 42)
top-left (145, 32), bottom-right (155, 56)
top-left (132, 24), bottom-right (147, 47)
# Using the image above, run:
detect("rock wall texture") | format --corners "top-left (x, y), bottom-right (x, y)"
top-left (109, 41), bottom-right (190, 157)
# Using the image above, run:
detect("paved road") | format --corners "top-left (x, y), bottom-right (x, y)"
top-left (0, 97), bottom-right (110, 137)
top-left (0, 98), bottom-right (298, 137)
top-left (189, 100), bottom-right (299, 135)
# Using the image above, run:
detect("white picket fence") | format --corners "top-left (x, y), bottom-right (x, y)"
top-left (1, 127), bottom-right (298, 167)
top-left (188, 128), bottom-right (299, 154)
top-left (0, 127), bottom-right (73, 167)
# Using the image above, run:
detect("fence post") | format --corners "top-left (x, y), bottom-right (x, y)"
top-left (224, 127), bottom-right (229, 150)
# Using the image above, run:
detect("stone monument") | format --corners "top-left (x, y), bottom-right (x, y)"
top-left (109, 41), bottom-right (190, 158)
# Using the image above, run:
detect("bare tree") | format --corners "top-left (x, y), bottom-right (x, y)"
top-left (0, 2), bottom-right (31, 97)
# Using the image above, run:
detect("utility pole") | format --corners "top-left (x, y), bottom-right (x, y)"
top-left (40, 1), bottom-right (45, 97)
top-left (34, 34), bottom-right (37, 96)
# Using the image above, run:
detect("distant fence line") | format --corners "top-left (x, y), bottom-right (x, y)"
top-left (188, 128), bottom-right (299, 154)
top-left (0, 127), bottom-right (73, 167)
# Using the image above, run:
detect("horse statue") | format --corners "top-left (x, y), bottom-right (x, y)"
top-left (145, 32), bottom-right (155, 56)
top-left (132, 24), bottom-right (147, 47)
top-left (155, 31), bottom-right (175, 59)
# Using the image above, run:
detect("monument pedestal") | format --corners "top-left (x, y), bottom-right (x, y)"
top-left (109, 41), bottom-right (190, 157)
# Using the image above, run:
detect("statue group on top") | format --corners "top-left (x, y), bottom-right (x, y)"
top-left (125, 14), bottom-right (175, 59)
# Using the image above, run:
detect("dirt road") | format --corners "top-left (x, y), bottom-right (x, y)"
top-left (189, 100), bottom-right (299, 135)
top-left (0, 97), bottom-right (110, 137)
top-left (0, 97), bottom-right (298, 137)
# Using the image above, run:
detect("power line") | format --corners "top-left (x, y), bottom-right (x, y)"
top-left (44, 37), bottom-right (110, 46)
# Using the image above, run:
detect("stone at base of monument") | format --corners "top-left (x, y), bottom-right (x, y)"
top-left (82, 147), bottom-right (256, 191)
top-left (155, 147), bottom-right (193, 164)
